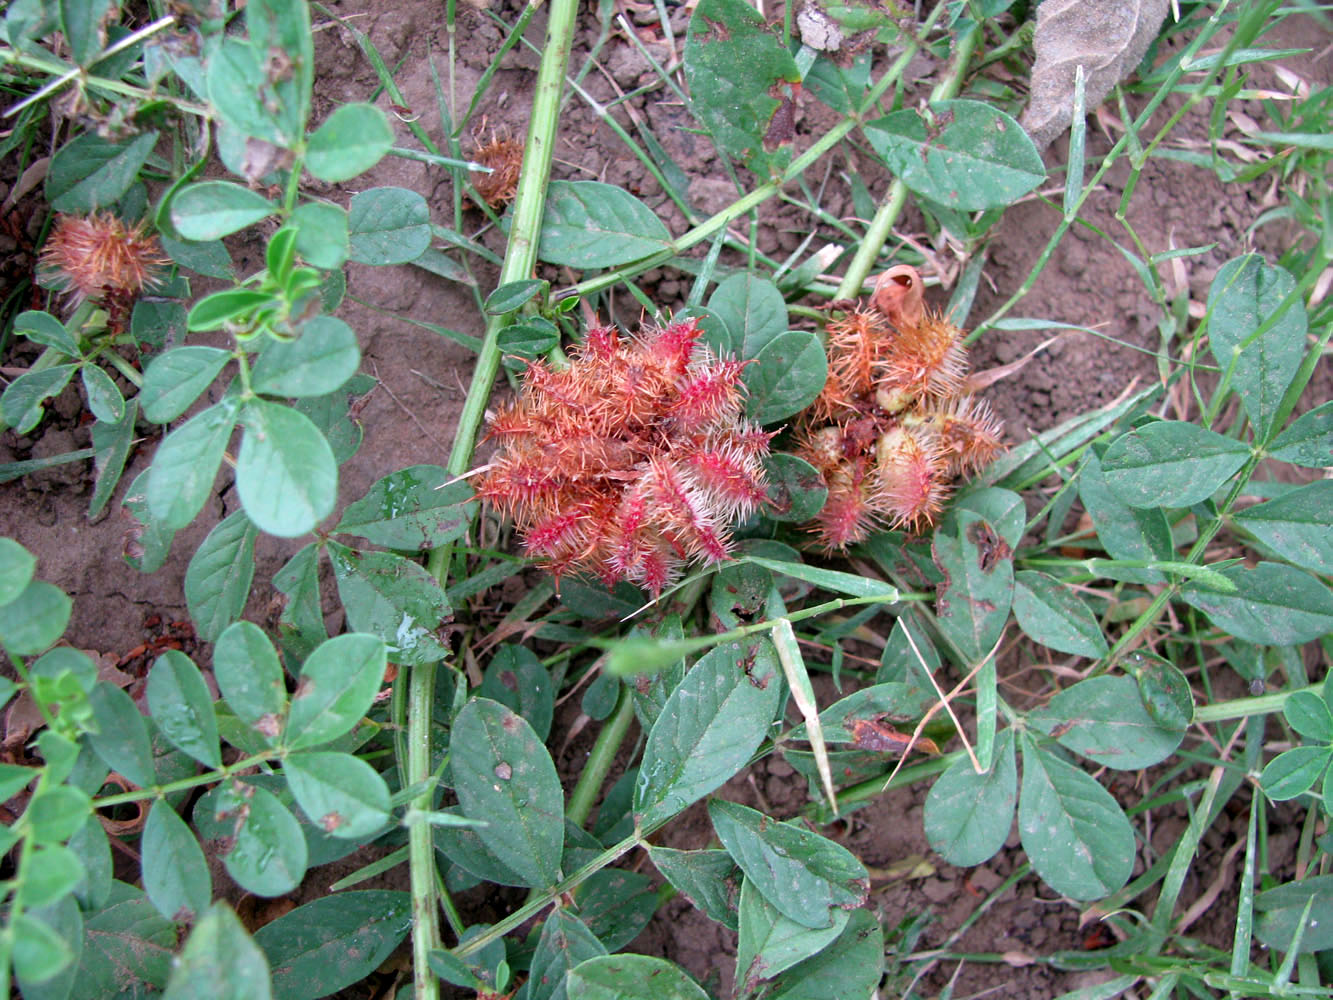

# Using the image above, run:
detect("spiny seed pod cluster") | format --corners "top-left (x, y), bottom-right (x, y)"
top-left (40, 212), bottom-right (166, 303)
top-left (476, 317), bottom-right (770, 594)
top-left (796, 265), bottom-right (1003, 549)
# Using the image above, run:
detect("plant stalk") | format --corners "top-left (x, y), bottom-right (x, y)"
top-left (565, 682), bottom-right (636, 828)
top-left (411, 1), bottom-right (580, 996)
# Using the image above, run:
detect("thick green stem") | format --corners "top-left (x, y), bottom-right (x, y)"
top-left (565, 683), bottom-right (636, 828)
top-left (412, 1), bottom-right (580, 995)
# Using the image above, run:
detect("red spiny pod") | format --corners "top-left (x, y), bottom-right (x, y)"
top-left (476, 316), bottom-right (769, 593)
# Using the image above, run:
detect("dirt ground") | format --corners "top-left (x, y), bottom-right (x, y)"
top-left (1, 3), bottom-right (1329, 997)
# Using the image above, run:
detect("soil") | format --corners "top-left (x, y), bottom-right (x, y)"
top-left (1, 3), bottom-right (1329, 999)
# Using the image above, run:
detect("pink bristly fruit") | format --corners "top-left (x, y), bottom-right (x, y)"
top-left (476, 317), bottom-right (770, 594)
top-left (795, 265), bottom-right (1004, 548)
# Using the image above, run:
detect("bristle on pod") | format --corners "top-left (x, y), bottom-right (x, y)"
top-left (793, 264), bottom-right (1004, 547)
top-left (476, 317), bottom-right (769, 593)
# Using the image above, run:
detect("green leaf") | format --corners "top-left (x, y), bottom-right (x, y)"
top-left (272, 544), bottom-right (327, 661)
top-left (1182, 562), bottom-right (1333, 646)
top-left (762, 453), bottom-right (828, 523)
top-left (1, 364), bottom-right (77, 434)
top-left (17, 844), bottom-right (85, 909)
top-left (735, 878), bottom-right (848, 993)
top-left (164, 903), bottom-right (272, 1000)
top-left (214, 621), bottom-right (287, 735)
top-left (709, 800), bottom-right (867, 929)
top-left (1254, 874), bottom-right (1333, 952)
top-left (254, 891), bottom-right (411, 1000)
top-left (0, 537), bottom-right (36, 606)
top-left (484, 278), bottom-right (547, 315)
top-left (1018, 736), bottom-right (1135, 900)
top-left (761, 909), bottom-right (883, 1000)
top-left (0, 579), bottom-right (71, 655)
top-left (924, 727), bottom-right (1017, 866)
top-left (186, 288), bottom-right (276, 331)
top-left (347, 186), bottom-right (431, 265)
top-left (89, 397), bottom-right (137, 519)
top-left (1125, 650), bottom-right (1195, 732)
top-left (569, 869), bottom-right (656, 952)
top-left (536, 180), bottom-right (672, 268)
top-left (567, 955), bottom-right (709, 1000)
top-left (206, 38), bottom-right (285, 146)
top-left (335, 465), bottom-right (476, 551)
top-left (294, 373), bottom-right (373, 466)
top-left (250, 316), bottom-right (360, 398)
top-left (634, 638), bottom-right (783, 827)
top-left (684, 0), bottom-right (800, 178)
top-left (433, 809), bottom-right (527, 887)
top-left (933, 511), bottom-right (1014, 663)
top-left (79, 363), bottom-right (123, 423)
top-left (284, 633), bottom-right (386, 750)
top-left (527, 910), bottom-right (607, 1000)
top-left (147, 650), bottom-right (222, 768)
top-left (498, 319), bottom-right (560, 370)
top-left (60, 0), bottom-right (115, 65)
top-left (87, 682), bottom-right (155, 788)
top-left (1077, 449), bottom-right (1173, 585)
top-left (1260, 746), bottom-right (1330, 801)
top-left (171, 180), bottom-right (278, 240)
top-left (289, 201), bottom-right (348, 269)
top-left (193, 783), bottom-right (307, 897)
top-left (1208, 255), bottom-right (1307, 438)
top-left (743, 330), bottom-right (827, 425)
top-left (142, 801), bottom-right (212, 922)
top-left (147, 398), bottom-right (239, 530)
top-left (1233, 480), bottom-right (1333, 574)
top-left (67, 815), bottom-right (112, 910)
top-left (863, 100), bottom-right (1044, 210)
top-left (16, 310), bottom-right (79, 355)
top-left (648, 847), bottom-right (741, 930)
top-left (305, 102), bottom-right (393, 182)
top-left (26, 785), bottom-right (91, 845)
top-left (72, 882), bottom-right (175, 998)
top-left (161, 235), bottom-right (235, 280)
top-left (283, 751), bottom-right (390, 839)
top-left (326, 542), bottom-right (449, 665)
top-left (236, 399), bottom-right (337, 537)
top-left (707, 273), bottom-right (788, 358)
top-left (1012, 570), bottom-right (1108, 659)
top-left (12, 911), bottom-right (75, 984)
top-left (1285, 690), bottom-right (1333, 742)
top-left (1028, 675), bottom-right (1183, 770)
top-left (141, 347), bottom-right (232, 423)
top-left (15, 893), bottom-right (82, 998)
top-left (185, 510), bottom-right (258, 642)
top-left (1268, 400), bottom-right (1333, 468)
top-left (479, 644), bottom-right (554, 741)
top-left (450, 698), bottom-right (564, 888)
top-left (1101, 420), bottom-right (1249, 508)
top-left (46, 130), bottom-right (159, 213)
top-left (246, 0), bottom-right (313, 140)
top-left (0, 763), bottom-right (36, 802)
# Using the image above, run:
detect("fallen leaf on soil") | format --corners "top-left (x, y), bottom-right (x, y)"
top-left (1020, 0), bottom-right (1172, 150)
top-left (963, 334), bottom-right (1064, 393)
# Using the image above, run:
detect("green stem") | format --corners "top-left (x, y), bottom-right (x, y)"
top-left (565, 683), bottom-right (635, 828)
top-left (406, 658), bottom-right (441, 1000)
top-left (93, 750), bottom-right (280, 807)
top-left (412, 0), bottom-right (581, 994)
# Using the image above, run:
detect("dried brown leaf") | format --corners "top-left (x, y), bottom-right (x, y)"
top-left (1020, 0), bottom-right (1171, 150)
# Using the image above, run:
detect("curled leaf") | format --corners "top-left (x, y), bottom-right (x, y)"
top-left (1020, 0), bottom-right (1171, 150)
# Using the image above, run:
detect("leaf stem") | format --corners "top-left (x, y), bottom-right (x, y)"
top-left (413, 0), bottom-right (580, 994)
top-left (565, 682), bottom-right (635, 828)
